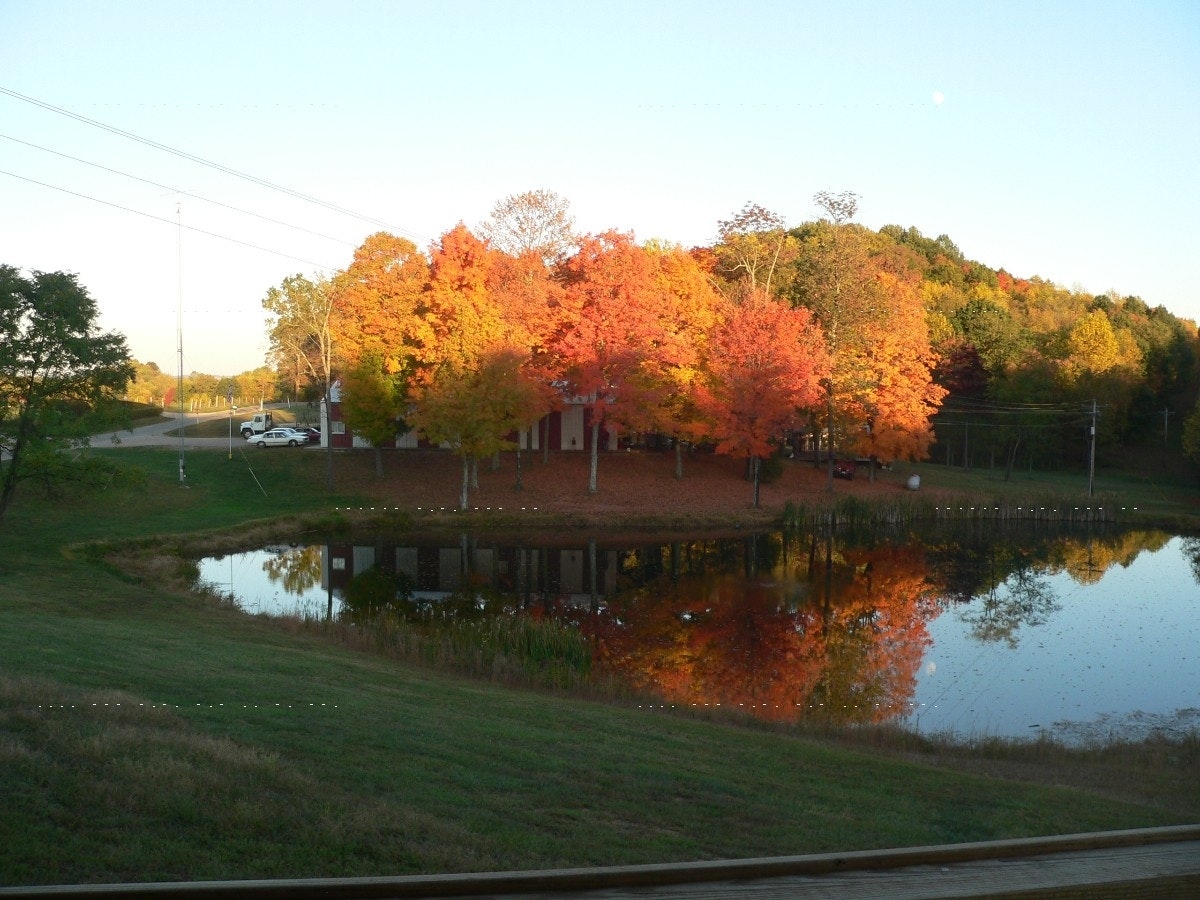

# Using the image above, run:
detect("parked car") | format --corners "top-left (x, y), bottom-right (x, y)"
top-left (297, 426), bottom-right (321, 443)
top-left (271, 426), bottom-right (315, 442)
top-left (832, 459), bottom-right (857, 480)
top-left (247, 428), bottom-right (305, 448)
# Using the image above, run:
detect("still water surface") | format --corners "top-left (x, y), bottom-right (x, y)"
top-left (198, 526), bottom-right (1200, 745)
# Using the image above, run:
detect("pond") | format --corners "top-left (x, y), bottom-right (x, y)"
top-left (197, 524), bottom-right (1200, 746)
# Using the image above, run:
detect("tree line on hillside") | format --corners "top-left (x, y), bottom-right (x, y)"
top-left (6, 188), bottom-right (1197, 522)
top-left (124, 362), bottom-right (284, 412)
top-left (262, 189), bottom-right (1200, 505)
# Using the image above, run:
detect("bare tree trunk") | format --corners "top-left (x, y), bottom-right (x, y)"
top-left (515, 448), bottom-right (523, 490)
top-left (325, 540), bottom-right (334, 622)
top-left (460, 455), bottom-right (470, 510)
top-left (1004, 435), bottom-right (1021, 483)
top-left (588, 539), bottom-right (598, 613)
top-left (825, 393), bottom-right (836, 493)
top-left (470, 456), bottom-right (479, 490)
top-left (588, 419), bottom-right (600, 494)
top-left (752, 456), bottom-right (761, 509)
top-left (674, 440), bottom-right (684, 480)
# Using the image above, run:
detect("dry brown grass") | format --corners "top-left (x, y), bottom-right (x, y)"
top-left (325, 448), bottom-right (944, 526)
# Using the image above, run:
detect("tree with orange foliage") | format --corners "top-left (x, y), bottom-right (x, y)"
top-left (589, 573), bottom-right (832, 719)
top-left (853, 272), bottom-right (946, 475)
top-left (808, 543), bottom-right (939, 724)
top-left (587, 538), bottom-right (939, 727)
top-left (794, 193), bottom-right (944, 485)
top-left (636, 242), bottom-right (723, 479)
top-left (555, 232), bottom-right (676, 494)
top-left (412, 226), bottom-right (552, 501)
top-left (487, 246), bottom-right (565, 459)
top-left (697, 290), bottom-right (828, 507)
top-left (328, 231), bottom-right (428, 377)
top-left (419, 224), bottom-right (509, 374)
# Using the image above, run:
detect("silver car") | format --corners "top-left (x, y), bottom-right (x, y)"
top-left (247, 428), bottom-right (305, 447)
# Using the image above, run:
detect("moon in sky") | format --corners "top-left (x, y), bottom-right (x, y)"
top-left (932, 90), bottom-right (945, 106)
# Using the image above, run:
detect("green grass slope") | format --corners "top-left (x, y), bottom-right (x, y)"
top-left (0, 447), bottom-right (1195, 886)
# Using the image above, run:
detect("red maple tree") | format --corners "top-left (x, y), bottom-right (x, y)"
top-left (697, 291), bottom-right (829, 506)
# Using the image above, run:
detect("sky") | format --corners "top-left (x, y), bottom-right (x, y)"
top-left (1, 0), bottom-right (1197, 376)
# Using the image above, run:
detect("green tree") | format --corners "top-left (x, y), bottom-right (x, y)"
top-left (791, 192), bottom-right (886, 490)
top-left (184, 371), bottom-right (219, 410)
top-left (263, 273), bottom-right (335, 487)
top-left (339, 354), bottom-right (402, 477)
top-left (952, 297), bottom-right (1029, 377)
top-left (0, 266), bottom-right (134, 521)
top-left (1182, 399), bottom-right (1200, 465)
top-left (263, 273), bottom-right (334, 399)
top-left (410, 351), bottom-right (544, 510)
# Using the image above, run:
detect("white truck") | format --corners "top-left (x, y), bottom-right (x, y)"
top-left (239, 412), bottom-right (274, 438)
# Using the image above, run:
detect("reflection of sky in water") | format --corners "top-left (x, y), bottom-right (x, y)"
top-left (199, 548), bottom-right (340, 618)
top-left (911, 537), bottom-right (1199, 743)
top-left (200, 537), bottom-right (1200, 744)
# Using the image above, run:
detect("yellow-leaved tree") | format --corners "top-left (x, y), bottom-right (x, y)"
top-left (410, 226), bottom-right (548, 506)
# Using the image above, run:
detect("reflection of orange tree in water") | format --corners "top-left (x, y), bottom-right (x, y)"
top-left (805, 545), bottom-right (937, 724)
top-left (587, 543), bottom-right (937, 725)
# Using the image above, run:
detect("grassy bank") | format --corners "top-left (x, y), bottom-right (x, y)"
top-left (1, 446), bottom-right (1197, 886)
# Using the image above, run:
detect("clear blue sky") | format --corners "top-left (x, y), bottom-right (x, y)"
top-left (2, 0), bottom-right (1197, 375)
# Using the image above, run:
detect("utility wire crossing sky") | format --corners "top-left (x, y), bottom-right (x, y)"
top-left (1, 0), bottom-right (1196, 375)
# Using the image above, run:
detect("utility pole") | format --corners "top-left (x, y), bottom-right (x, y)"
top-left (1087, 400), bottom-right (1097, 498)
top-left (177, 201), bottom-right (186, 486)
top-left (1163, 407), bottom-right (1173, 469)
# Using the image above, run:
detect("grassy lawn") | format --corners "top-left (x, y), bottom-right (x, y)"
top-left (903, 457), bottom-right (1200, 527)
top-left (1, 446), bottom-right (1197, 886)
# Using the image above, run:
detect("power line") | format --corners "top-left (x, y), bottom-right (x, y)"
top-left (0, 168), bottom-right (337, 270)
top-left (936, 400), bottom-right (1105, 421)
top-left (938, 396), bottom-right (1091, 414)
top-left (0, 84), bottom-right (431, 243)
top-left (1, 132), bottom-right (357, 248)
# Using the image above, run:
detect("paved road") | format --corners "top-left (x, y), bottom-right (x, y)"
top-left (92, 408), bottom-right (301, 451)
top-left (91, 409), bottom-right (217, 448)
top-left (1, 826), bottom-right (1196, 898)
